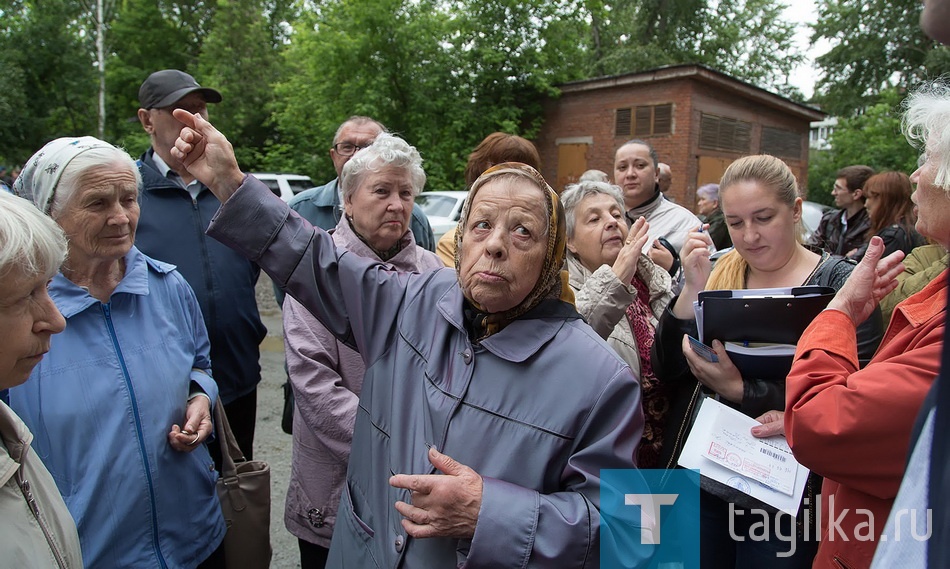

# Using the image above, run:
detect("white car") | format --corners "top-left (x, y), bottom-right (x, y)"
top-left (415, 191), bottom-right (468, 241)
top-left (801, 200), bottom-right (833, 243)
top-left (251, 173), bottom-right (314, 202)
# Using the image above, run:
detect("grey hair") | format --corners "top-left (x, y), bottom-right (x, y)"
top-left (903, 79), bottom-right (950, 191)
top-left (50, 146), bottom-right (141, 217)
top-left (696, 183), bottom-right (720, 202)
top-left (333, 116), bottom-right (387, 145)
top-left (560, 181), bottom-right (625, 239)
top-left (578, 169), bottom-right (610, 183)
top-left (339, 133), bottom-right (426, 200)
top-left (0, 191), bottom-right (67, 280)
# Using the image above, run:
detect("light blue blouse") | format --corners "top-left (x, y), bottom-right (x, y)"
top-left (10, 247), bottom-right (225, 569)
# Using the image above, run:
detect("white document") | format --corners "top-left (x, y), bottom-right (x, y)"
top-left (678, 397), bottom-right (809, 515)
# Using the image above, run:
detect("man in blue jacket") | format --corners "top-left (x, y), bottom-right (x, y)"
top-left (134, 69), bottom-right (265, 460)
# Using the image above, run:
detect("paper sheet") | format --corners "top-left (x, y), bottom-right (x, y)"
top-left (678, 397), bottom-right (809, 514)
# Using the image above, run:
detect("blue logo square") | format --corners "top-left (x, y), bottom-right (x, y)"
top-left (600, 469), bottom-right (700, 568)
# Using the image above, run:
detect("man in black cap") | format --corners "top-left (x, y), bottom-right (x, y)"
top-left (134, 69), bottom-right (265, 463)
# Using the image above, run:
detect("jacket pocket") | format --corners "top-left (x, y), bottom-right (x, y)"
top-left (341, 482), bottom-right (375, 539)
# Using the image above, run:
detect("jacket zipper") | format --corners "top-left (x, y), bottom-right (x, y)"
top-left (102, 304), bottom-right (168, 569)
top-left (17, 473), bottom-right (70, 569)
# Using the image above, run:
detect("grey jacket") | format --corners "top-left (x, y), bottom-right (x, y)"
top-left (0, 402), bottom-right (83, 568)
top-left (283, 215), bottom-right (442, 548)
top-left (208, 177), bottom-right (649, 568)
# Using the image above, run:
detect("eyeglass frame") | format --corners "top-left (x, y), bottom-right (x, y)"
top-left (331, 142), bottom-right (370, 157)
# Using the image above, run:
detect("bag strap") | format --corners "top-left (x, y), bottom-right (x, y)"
top-left (213, 399), bottom-right (246, 477)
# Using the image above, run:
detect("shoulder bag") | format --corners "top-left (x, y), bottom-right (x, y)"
top-left (214, 400), bottom-right (273, 569)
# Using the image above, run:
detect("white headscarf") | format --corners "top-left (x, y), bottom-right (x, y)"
top-left (13, 136), bottom-right (117, 213)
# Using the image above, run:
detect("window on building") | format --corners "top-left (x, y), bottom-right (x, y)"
top-left (699, 113), bottom-right (752, 153)
top-left (615, 104), bottom-right (672, 137)
top-left (761, 126), bottom-right (803, 159)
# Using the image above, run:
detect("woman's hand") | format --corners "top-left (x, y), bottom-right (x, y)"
top-left (671, 226), bottom-right (713, 319)
top-left (648, 239), bottom-right (675, 272)
top-left (681, 336), bottom-right (744, 403)
top-left (612, 216), bottom-right (650, 284)
top-left (826, 236), bottom-right (906, 326)
top-left (170, 109), bottom-right (246, 203)
top-left (168, 395), bottom-right (214, 453)
top-left (751, 410), bottom-right (785, 438)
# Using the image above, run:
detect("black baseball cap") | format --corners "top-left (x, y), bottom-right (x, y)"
top-left (138, 69), bottom-right (222, 109)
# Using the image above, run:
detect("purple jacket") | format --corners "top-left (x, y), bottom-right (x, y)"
top-left (283, 215), bottom-right (442, 547)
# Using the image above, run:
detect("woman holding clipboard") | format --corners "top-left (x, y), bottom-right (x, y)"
top-left (651, 154), bottom-right (884, 568)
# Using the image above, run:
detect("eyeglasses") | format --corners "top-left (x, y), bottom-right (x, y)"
top-left (332, 142), bottom-right (370, 157)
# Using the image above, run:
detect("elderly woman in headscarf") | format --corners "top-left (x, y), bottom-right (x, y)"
top-left (560, 181), bottom-right (673, 467)
top-left (10, 137), bottom-right (226, 568)
top-left (283, 133), bottom-right (443, 568)
top-left (0, 191), bottom-right (82, 568)
top-left (170, 111), bottom-right (650, 567)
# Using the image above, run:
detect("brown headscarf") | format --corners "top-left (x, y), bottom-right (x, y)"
top-left (454, 162), bottom-right (567, 337)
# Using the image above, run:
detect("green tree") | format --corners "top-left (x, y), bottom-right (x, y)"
top-left (198, 0), bottom-right (286, 170)
top-left (811, 0), bottom-right (950, 116)
top-left (807, 88), bottom-right (919, 203)
top-left (0, 0), bottom-right (98, 163)
top-left (583, 0), bottom-right (803, 97)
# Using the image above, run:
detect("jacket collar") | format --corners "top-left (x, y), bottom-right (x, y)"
top-left (333, 214), bottom-right (422, 271)
top-left (0, 402), bottom-right (32, 485)
top-left (51, 247), bottom-right (172, 318)
top-left (310, 178), bottom-right (341, 207)
top-left (897, 267), bottom-right (949, 328)
top-left (435, 284), bottom-right (576, 363)
top-left (626, 188), bottom-right (664, 220)
top-left (566, 254), bottom-right (593, 290)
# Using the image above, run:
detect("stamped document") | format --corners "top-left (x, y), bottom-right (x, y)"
top-left (678, 397), bottom-right (809, 514)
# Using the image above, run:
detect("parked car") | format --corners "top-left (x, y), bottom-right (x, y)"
top-left (251, 173), bottom-right (314, 202)
top-left (801, 200), bottom-right (833, 243)
top-left (415, 191), bottom-right (468, 241)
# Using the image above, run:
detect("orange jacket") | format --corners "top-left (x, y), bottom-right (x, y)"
top-left (785, 269), bottom-right (947, 569)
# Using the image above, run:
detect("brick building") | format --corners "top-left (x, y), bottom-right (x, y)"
top-left (536, 64), bottom-right (825, 208)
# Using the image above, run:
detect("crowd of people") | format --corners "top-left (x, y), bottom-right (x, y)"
top-left (1, 5), bottom-right (949, 566)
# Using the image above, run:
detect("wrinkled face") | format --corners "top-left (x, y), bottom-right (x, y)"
top-left (831, 177), bottom-right (860, 208)
top-left (721, 180), bottom-right (802, 274)
top-left (614, 144), bottom-right (658, 210)
top-left (139, 92), bottom-right (209, 171)
top-left (343, 165), bottom-right (414, 252)
top-left (657, 163), bottom-right (672, 193)
top-left (696, 195), bottom-right (718, 216)
top-left (458, 178), bottom-right (548, 313)
top-left (567, 193), bottom-right (627, 272)
top-left (0, 268), bottom-right (65, 388)
top-left (331, 122), bottom-right (383, 177)
top-left (53, 165), bottom-right (140, 266)
top-left (911, 145), bottom-right (950, 247)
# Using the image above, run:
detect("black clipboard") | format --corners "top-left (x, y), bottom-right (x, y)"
top-left (699, 286), bottom-right (836, 345)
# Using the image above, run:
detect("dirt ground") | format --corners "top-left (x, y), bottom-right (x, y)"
top-left (253, 274), bottom-right (299, 569)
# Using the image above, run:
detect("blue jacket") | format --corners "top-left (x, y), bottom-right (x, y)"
top-left (136, 149), bottom-right (265, 403)
top-left (209, 178), bottom-right (650, 568)
top-left (9, 247), bottom-right (225, 569)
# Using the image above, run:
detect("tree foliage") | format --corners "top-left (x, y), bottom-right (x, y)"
top-left (806, 88), bottom-right (919, 204)
top-left (811, 0), bottom-right (950, 116)
top-left (0, 0), bottom-right (814, 187)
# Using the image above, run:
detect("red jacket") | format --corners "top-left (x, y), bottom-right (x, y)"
top-left (785, 269), bottom-right (947, 569)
